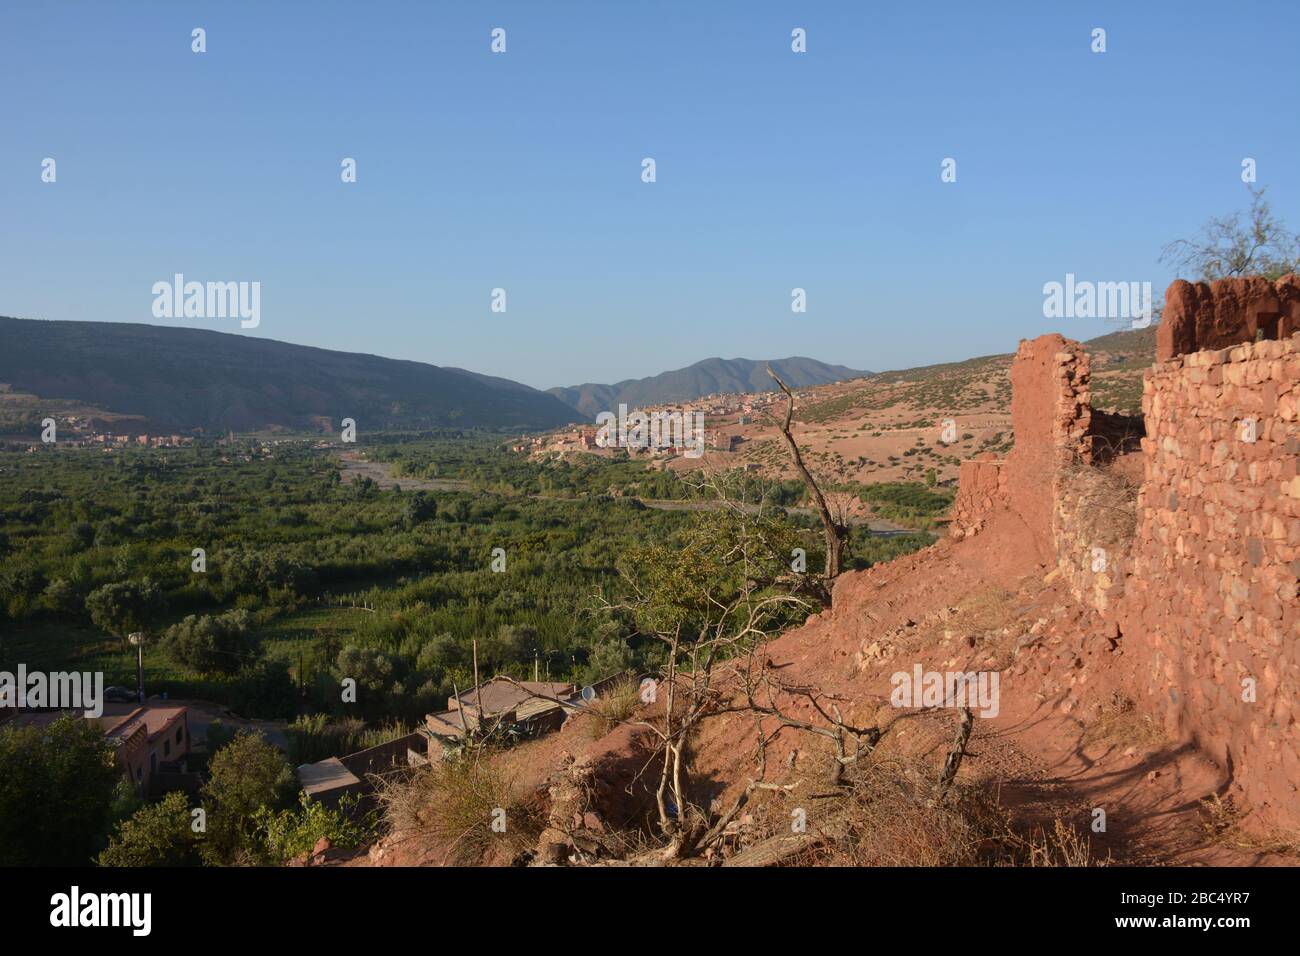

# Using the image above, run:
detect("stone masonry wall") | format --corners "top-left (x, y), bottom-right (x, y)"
top-left (1053, 464), bottom-right (1133, 616)
top-left (952, 296), bottom-right (1299, 827)
top-left (949, 334), bottom-right (1092, 554)
top-left (1116, 333), bottom-right (1300, 825)
top-left (1158, 275), bottom-right (1300, 363)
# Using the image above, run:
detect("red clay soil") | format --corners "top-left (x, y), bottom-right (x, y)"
top-left (353, 503), bottom-right (1292, 867)
top-left (686, 510), bottom-right (1289, 866)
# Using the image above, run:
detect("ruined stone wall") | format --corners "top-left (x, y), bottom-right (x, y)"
top-left (952, 297), bottom-right (1299, 826)
top-left (1157, 275), bottom-right (1300, 362)
top-left (1008, 335), bottom-right (1093, 544)
top-left (1053, 464), bottom-right (1134, 615)
top-left (948, 456), bottom-right (1007, 539)
top-left (949, 334), bottom-right (1093, 555)
top-left (1117, 333), bottom-right (1300, 825)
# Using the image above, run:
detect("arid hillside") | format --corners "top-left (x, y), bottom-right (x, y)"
top-left (350, 303), bottom-right (1296, 869)
top-left (681, 326), bottom-right (1153, 487)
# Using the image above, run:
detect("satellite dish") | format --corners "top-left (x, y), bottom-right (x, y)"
top-left (580, 685), bottom-right (596, 703)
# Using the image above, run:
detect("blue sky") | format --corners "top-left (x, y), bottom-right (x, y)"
top-left (2, 1), bottom-right (1297, 389)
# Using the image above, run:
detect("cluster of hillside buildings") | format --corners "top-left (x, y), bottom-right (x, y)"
top-left (297, 675), bottom-right (622, 806)
top-left (1, 702), bottom-right (196, 797)
top-left (3, 674), bottom-right (622, 811)
top-left (513, 390), bottom-right (792, 460)
top-left (514, 426), bottom-right (743, 459)
top-left (90, 433), bottom-right (195, 448)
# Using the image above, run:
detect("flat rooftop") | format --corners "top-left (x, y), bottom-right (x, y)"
top-left (297, 756), bottom-right (362, 796)
top-left (453, 679), bottom-right (574, 717)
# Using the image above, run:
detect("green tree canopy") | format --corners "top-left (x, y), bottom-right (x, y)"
top-left (85, 577), bottom-right (165, 641)
top-left (200, 731), bottom-right (295, 865)
top-left (0, 714), bottom-right (119, 865)
top-left (98, 790), bottom-right (200, 867)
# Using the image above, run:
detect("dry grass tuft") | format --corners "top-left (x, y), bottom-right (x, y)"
top-left (587, 678), bottom-right (641, 739)
top-left (830, 754), bottom-right (1010, 866)
top-left (1081, 695), bottom-right (1165, 749)
top-left (1200, 794), bottom-right (1300, 856)
top-left (1062, 461), bottom-right (1139, 550)
top-left (801, 749), bottom-right (1105, 867)
top-left (1020, 818), bottom-right (1105, 867)
top-left (375, 752), bottom-right (542, 865)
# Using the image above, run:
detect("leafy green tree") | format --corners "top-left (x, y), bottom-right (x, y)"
top-left (65, 521), bottom-right (95, 549)
top-left (1, 567), bottom-right (48, 619)
top-left (346, 475), bottom-right (378, 501)
top-left (582, 639), bottom-right (635, 685)
top-left (0, 714), bottom-right (120, 865)
top-left (98, 791), bottom-right (200, 867)
top-left (402, 491), bottom-right (438, 529)
top-left (85, 577), bottom-right (165, 643)
top-left (481, 624), bottom-right (536, 669)
top-left (41, 577), bottom-right (81, 617)
top-left (200, 731), bottom-right (296, 865)
top-left (161, 609), bottom-right (255, 675)
top-left (335, 644), bottom-right (393, 695)
top-left (416, 632), bottom-right (462, 670)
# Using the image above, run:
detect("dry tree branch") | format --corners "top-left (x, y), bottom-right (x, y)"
top-left (937, 706), bottom-right (974, 794)
top-left (766, 366), bottom-right (847, 588)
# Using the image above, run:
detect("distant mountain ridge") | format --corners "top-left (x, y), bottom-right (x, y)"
top-left (548, 356), bottom-right (871, 419)
top-left (0, 317), bottom-right (580, 433)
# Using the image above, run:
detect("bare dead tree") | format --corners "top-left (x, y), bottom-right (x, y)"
top-left (494, 471), bottom-right (893, 864)
top-left (766, 366), bottom-right (848, 586)
top-left (729, 654), bottom-right (883, 790)
top-left (1161, 185), bottom-right (1300, 282)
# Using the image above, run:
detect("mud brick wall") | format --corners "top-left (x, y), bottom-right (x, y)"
top-left (949, 334), bottom-right (1093, 553)
top-left (1157, 275), bottom-right (1300, 363)
top-left (948, 456), bottom-right (1006, 539)
top-left (1119, 333), bottom-right (1300, 826)
top-left (1008, 335), bottom-right (1093, 544)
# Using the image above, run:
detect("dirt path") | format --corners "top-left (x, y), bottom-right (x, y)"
top-left (338, 455), bottom-right (471, 492)
top-left (167, 698), bottom-right (290, 752)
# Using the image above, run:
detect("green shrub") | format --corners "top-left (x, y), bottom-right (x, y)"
top-left (98, 791), bottom-right (200, 867)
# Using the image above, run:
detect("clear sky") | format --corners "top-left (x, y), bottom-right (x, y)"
top-left (2, 1), bottom-right (1297, 390)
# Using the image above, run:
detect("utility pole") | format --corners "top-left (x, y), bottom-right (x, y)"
top-left (128, 632), bottom-right (146, 704)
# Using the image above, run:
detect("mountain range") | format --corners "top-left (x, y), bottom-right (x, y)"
top-left (0, 317), bottom-right (579, 434)
top-left (0, 318), bottom-right (872, 434)
top-left (547, 357), bottom-right (871, 418)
